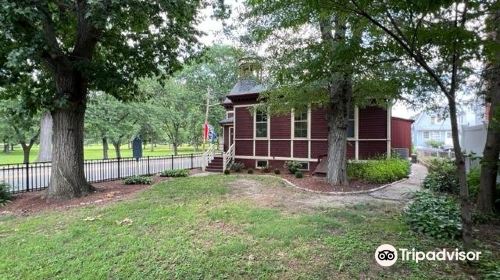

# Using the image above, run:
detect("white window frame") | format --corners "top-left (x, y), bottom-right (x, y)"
top-left (254, 107), bottom-right (269, 139)
top-left (297, 161), bottom-right (309, 171)
top-left (347, 106), bottom-right (355, 139)
top-left (255, 160), bottom-right (268, 169)
top-left (423, 131), bottom-right (430, 139)
top-left (293, 109), bottom-right (309, 139)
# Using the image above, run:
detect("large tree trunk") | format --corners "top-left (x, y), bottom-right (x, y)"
top-left (326, 77), bottom-right (352, 186)
top-left (112, 141), bottom-right (121, 159)
top-left (37, 111), bottom-right (53, 162)
top-left (48, 107), bottom-right (93, 199)
top-left (102, 137), bottom-right (109, 160)
top-left (449, 96), bottom-right (473, 249)
top-left (478, 9), bottom-right (500, 214)
top-left (173, 142), bottom-right (178, 156)
top-left (2, 140), bottom-right (8, 153)
top-left (320, 17), bottom-right (353, 186)
top-left (21, 144), bottom-right (31, 164)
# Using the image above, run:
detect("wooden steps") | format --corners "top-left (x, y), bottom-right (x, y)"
top-left (206, 156), bottom-right (223, 172)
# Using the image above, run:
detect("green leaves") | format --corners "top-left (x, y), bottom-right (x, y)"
top-left (403, 191), bottom-right (462, 240)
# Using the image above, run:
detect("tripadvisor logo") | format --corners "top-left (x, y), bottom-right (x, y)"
top-left (375, 244), bottom-right (481, 267)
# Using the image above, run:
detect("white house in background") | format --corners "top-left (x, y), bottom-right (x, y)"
top-left (412, 104), bottom-right (486, 148)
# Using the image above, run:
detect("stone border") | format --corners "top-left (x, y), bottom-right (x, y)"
top-left (258, 171), bottom-right (413, 196)
top-left (192, 170), bottom-right (413, 196)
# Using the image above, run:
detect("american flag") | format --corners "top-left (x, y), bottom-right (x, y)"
top-left (203, 122), bottom-right (217, 142)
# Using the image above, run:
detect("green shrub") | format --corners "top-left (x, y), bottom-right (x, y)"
top-left (403, 192), bottom-right (461, 239)
top-left (294, 171), bottom-right (303, 178)
top-left (224, 169), bottom-right (230, 175)
top-left (0, 183), bottom-right (12, 206)
top-left (230, 162), bottom-right (245, 172)
top-left (467, 166), bottom-right (480, 200)
top-left (124, 176), bottom-right (152, 185)
top-left (422, 159), bottom-right (459, 194)
top-left (426, 140), bottom-right (444, 148)
top-left (284, 161), bottom-right (302, 174)
top-left (274, 169), bottom-right (280, 175)
top-left (427, 158), bottom-right (451, 172)
top-left (160, 169), bottom-right (189, 177)
top-left (347, 158), bottom-right (410, 183)
top-left (247, 169), bottom-right (254, 174)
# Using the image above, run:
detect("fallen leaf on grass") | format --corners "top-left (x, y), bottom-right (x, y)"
top-left (117, 218), bottom-right (133, 226)
top-left (83, 215), bottom-right (102, 221)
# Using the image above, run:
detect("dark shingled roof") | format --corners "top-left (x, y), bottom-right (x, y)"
top-left (219, 117), bottom-right (234, 125)
top-left (227, 79), bottom-right (266, 97)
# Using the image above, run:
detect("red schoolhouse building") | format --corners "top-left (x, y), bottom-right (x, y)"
top-left (207, 59), bottom-right (412, 173)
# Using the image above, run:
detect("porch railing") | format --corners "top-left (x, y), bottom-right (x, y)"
top-left (223, 143), bottom-right (235, 172)
top-left (201, 144), bottom-right (216, 171)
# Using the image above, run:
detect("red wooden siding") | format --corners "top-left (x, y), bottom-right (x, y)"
top-left (310, 140), bottom-right (328, 158)
top-left (359, 106), bottom-right (387, 139)
top-left (271, 140), bottom-right (290, 157)
top-left (235, 107), bottom-right (253, 139)
top-left (235, 140), bottom-right (253, 156)
top-left (311, 108), bottom-right (328, 139)
top-left (358, 141), bottom-right (387, 159)
top-left (255, 140), bottom-right (268, 156)
top-left (235, 159), bottom-right (255, 169)
top-left (293, 141), bottom-right (308, 158)
top-left (270, 115), bottom-right (291, 139)
top-left (391, 117), bottom-right (413, 153)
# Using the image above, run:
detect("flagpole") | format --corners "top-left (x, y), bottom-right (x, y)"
top-left (203, 88), bottom-right (211, 151)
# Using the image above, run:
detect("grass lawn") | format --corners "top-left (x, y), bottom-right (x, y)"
top-left (0, 175), bottom-right (492, 279)
top-left (0, 144), bottom-right (201, 165)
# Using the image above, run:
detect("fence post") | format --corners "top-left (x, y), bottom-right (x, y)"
top-left (190, 154), bottom-right (193, 169)
top-left (147, 156), bottom-right (150, 175)
top-left (117, 157), bottom-right (121, 179)
top-left (25, 161), bottom-right (30, 192)
top-left (171, 155), bottom-right (174, 170)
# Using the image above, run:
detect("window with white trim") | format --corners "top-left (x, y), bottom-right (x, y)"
top-left (423, 131), bottom-right (430, 139)
top-left (294, 110), bottom-right (308, 138)
top-left (298, 162), bottom-right (309, 170)
top-left (256, 160), bottom-right (268, 169)
top-left (347, 106), bottom-right (355, 138)
top-left (446, 131), bottom-right (452, 138)
top-left (255, 108), bottom-right (268, 138)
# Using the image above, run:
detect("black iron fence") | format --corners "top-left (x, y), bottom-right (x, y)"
top-left (0, 154), bottom-right (203, 194)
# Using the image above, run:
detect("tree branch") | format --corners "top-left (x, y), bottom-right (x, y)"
top-left (348, 0), bottom-right (452, 98)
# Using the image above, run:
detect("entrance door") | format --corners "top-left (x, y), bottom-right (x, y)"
top-left (229, 127), bottom-right (234, 147)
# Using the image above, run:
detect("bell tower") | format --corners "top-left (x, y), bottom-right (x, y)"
top-left (238, 57), bottom-right (263, 81)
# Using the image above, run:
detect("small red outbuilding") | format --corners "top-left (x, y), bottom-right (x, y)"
top-left (391, 117), bottom-right (413, 156)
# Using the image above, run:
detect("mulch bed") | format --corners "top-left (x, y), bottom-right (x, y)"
top-left (0, 169), bottom-right (203, 216)
top-left (242, 169), bottom-right (384, 193)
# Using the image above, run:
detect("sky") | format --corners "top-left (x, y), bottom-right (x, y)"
top-left (196, 0), bottom-right (416, 119)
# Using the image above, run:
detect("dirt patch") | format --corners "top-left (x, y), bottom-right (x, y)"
top-left (228, 178), bottom-right (312, 212)
top-left (279, 172), bottom-right (383, 192)
top-left (0, 169), bottom-right (203, 216)
top-left (1, 179), bottom-right (158, 216)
